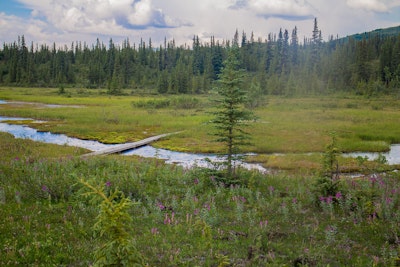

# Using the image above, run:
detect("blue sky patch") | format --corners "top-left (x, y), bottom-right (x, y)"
top-left (0, 0), bottom-right (31, 17)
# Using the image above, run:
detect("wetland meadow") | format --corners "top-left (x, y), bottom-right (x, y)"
top-left (1, 87), bottom-right (400, 266)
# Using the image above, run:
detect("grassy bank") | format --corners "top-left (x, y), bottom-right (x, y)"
top-left (1, 87), bottom-right (400, 171)
top-left (1, 131), bottom-right (400, 265)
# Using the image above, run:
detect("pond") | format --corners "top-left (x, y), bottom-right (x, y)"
top-left (0, 116), bottom-right (267, 172)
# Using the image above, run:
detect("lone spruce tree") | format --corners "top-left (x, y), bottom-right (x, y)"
top-left (211, 47), bottom-right (254, 179)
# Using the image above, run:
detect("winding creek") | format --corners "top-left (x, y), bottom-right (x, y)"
top-left (0, 116), bottom-right (267, 172)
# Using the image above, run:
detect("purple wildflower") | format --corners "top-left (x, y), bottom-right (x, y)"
top-left (105, 181), bottom-right (112, 187)
top-left (157, 202), bottom-right (165, 210)
top-left (335, 192), bottom-right (342, 200)
top-left (326, 196), bottom-right (333, 204)
top-left (259, 220), bottom-right (268, 228)
top-left (164, 214), bottom-right (171, 224)
top-left (268, 186), bottom-right (275, 193)
top-left (151, 227), bottom-right (159, 235)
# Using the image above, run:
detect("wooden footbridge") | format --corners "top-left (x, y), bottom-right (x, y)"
top-left (81, 132), bottom-right (180, 158)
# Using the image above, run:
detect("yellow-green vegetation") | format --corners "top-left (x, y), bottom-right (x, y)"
top-left (1, 132), bottom-right (400, 266)
top-left (1, 87), bottom-right (400, 171)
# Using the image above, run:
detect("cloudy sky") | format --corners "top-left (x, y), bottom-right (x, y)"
top-left (0, 0), bottom-right (399, 47)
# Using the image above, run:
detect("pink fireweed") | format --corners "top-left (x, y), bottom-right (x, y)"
top-left (151, 227), bottom-right (159, 235)
top-left (259, 220), bottom-right (268, 228)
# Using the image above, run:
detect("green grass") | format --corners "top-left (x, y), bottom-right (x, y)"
top-left (1, 132), bottom-right (400, 265)
top-left (1, 87), bottom-right (400, 171)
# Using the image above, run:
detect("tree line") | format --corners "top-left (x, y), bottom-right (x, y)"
top-left (0, 19), bottom-right (399, 96)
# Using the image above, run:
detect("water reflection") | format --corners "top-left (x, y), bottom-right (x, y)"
top-left (342, 146), bottom-right (400, 165)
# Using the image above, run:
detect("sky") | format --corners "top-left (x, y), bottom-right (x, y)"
top-left (0, 0), bottom-right (400, 48)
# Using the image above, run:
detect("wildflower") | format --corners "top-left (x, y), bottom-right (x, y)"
top-left (194, 209), bottom-right (200, 215)
top-left (164, 214), bottom-right (171, 224)
top-left (370, 175), bottom-right (378, 185)
top-left (105, 181), bottom-right (112, 187)
top-left (326, 196), bottom-right (333, 204)
top-left (41, 185), bottom-right (49, 192)
top-left (45, 224), bottom-right (51, 230)
top-left (268, 186), bottom-right (275, 193)
top-left (335, 191), bottom-right (342, 200)
top-left (259, 220), bottom-right (268, 228)
top-left (14, 157), bottom-right (19, 161)
top-left (157, 202), bottom-right (165, 210)
top-left (164, 212), bottom-right (175, 225)
top-left (151, 227), bottom-right (159, 235)
top-left (292, 198), bottom-right (297, 204)
top-left (193, 178), bottom-right (199, 185)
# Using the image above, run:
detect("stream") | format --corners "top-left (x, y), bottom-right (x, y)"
top-left (0, 116), bottom-right (267, 172)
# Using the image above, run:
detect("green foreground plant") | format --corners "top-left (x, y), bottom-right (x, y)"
top-left (314, 133), bottom-right (342, 200)
top-left (79, 179), bottom-right (145, 267)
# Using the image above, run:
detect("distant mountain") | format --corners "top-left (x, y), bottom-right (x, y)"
top-left (345, 25), bottom-right (400, 41)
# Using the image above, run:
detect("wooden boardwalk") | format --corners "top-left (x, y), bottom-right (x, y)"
top-left (81, 132), bottom-right (179, 157)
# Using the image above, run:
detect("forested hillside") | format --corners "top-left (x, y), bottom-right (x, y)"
top-left (0, 19), bottom-right (399, 96)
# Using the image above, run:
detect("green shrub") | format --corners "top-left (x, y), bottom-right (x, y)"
top-left (79, 179), bottom-right (146, 266)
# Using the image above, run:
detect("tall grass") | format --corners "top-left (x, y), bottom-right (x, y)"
top-left (1, 133), bottom-right (400, 265)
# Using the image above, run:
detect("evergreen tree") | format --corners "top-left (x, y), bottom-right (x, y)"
top-left (211, 47), bottom-right (254, 179)
top-left (157, 70), bottom-right (169, 94)
top-left (311, 18), bottom-right (321, 70)
top-left (291, 26), bottom-right (299, 65)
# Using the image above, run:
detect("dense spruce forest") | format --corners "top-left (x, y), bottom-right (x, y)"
top-left (1, 19), bottom-right (400, 96)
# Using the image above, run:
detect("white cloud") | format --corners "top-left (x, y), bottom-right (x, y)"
top-left (16, 0), bottom-right (184, 35)
top-left (228, 0), bottom-right (314, 19)
top-left (1, 0), bottom-right (399, 48)
top-left (346, 0), bottom-right (389, 12)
